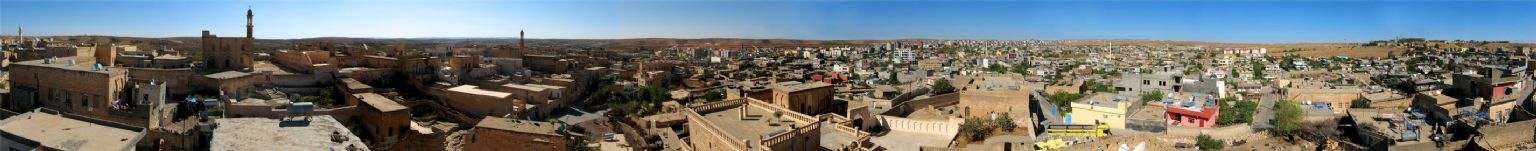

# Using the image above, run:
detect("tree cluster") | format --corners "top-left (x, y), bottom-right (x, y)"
top-left (1215, 97), bottom-right (1258, 126)
top-left (957, 113), bottom-right (1017, 141)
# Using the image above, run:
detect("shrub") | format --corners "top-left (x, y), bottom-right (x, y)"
top-left (1197, 134), bottom-right (1224, 150)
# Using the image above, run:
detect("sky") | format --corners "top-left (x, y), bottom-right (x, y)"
top-left (2, 0), bottom-right (1535, 43)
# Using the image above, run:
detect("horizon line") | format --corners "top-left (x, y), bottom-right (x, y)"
top-left (4, 34), bottom-right (1530, 44)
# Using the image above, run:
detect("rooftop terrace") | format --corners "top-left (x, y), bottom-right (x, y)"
top-left (210, 116), bottom-right (369, 151)
top-left (476, 116), bottom-right (561, 136)
top-left (0, 109), bottom-right (145, 151)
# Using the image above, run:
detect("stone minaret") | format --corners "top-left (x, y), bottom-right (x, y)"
top-left (519, 30), bottom-right (525, 49)
top-left (246, 7), bottom-right (253, 39)
top-left (16, 24), bottom-right (22, 42)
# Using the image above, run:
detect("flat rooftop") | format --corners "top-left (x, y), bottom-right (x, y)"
top-left (1289, 88), bottom-right (1363, 94)
top-left (355, 93), bottom-right (407, 112)
top-left (447, 85), bottom-right (512, 98)
top-left (251, 61), bottom-right (297, 75)
top-left (1129, 105), bottom-right (1167, 120)
top-left (776, 81), bottom-right (832, 92)
top-left (204, 70), bottom-right (256, 79)
top-left (869, 129), bottom-right (953, 151)
top-left (819, 121), bottom-right (860, 150)
top-left (0, 110), bottom-right (144, 151)
top-left (12, 56), bottom-right (125, 75)
top-left (527, 84), bottom-right (566, 90)
top-left (1348, 108), bottom-right (1432, 145)
top-left (340, 78), bottom-right (373, 90)
top-left (475, 116), bottom-right (561, 136)
top-left (211, 116), bottom-right (370, 151)
top-left (697, 103), bottom-right (810, 143)
top-left (503, 83), bottom-right (550, 92)
top-left (1075, 93), bottom-right (1128, 108)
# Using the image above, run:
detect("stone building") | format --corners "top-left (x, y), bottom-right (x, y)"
top-left (200, 8), bottom-right (256, 71)
top-left (767, 81), bottom-right (835, 115)
top-left (5, 56), bottom-right (135, 125)
top-left (351, 93), bottom-right (410, 144)
top-left (462, 116), bottom-right (566, 151)
top-left (1286, 88), bottom-right (1363, 113)
top-left (524, 54), bottom-right (570, 74)
top-left (492, 83), bottom-right (566, 118)
top-left (444, 85), bottom-right (520, 117)
top-left (272, 50), bottom-right (336, 74)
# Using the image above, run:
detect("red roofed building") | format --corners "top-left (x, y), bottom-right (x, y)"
top-left (810, 74), bottom-right (848, 84)
top-left (1165, 105), bottom-right (1219, 127)
top-left (1154, 95), bottom-right (1221, 128)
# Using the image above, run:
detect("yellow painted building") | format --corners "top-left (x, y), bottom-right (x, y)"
top-left (1067, 93), bottom-right (1131, 129)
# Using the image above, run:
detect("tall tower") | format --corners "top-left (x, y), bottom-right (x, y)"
top-left (16, 24), bottom-right (21, 42)
top-left (246, 7), bottom-right (253, 39)
top-left (519, 30), bottom-right (525, 49)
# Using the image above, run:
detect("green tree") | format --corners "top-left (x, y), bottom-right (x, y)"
top-left (604, 86), bottom-right (671, 117)
top-left (985, 64), bottom-right (1007, 73)
top-left (1139, 90), bottom-right (1165, 104)
top-left (932, 78), bottom-right (955, 95)
top-left (1083, 80), bottom-right (1117, 93)
top-left (1351, 98), bottom-right (1371, 108)
top-left (1279, 55), bottom-right (1296, 71)
top-left (995, 112), bottom-right (1016, 131)
top-left (702, 91), bottom-right (725, 101)
top-left (1217, 98), bottom-right (1258, 126)
top-left (1250, 59), bottom-right (1266, 80)
top-left (1230, 68), bottom-right (1241, 80)
top-left (589, 86), bottom-right (618, 104)
top-left (1045, 92), bottom-right (1088, 113)
top-left (317, 87), bottom-right (335, 106)
top-left (1272, 100), bottom-right (1304, 135)
top-left (567, 131), bottom-right (596, 151)
top-left (1197, 134), bottom-right (1225, 150)
top-left (1011, 62), bottom-right (1032, 75)
top-left (958, 118), bottom-right (992, 140)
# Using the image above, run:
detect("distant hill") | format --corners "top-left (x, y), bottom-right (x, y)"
top-left (1062, 39), bottom-right (1536, 58)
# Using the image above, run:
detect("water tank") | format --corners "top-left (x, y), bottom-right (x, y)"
top-left (288, 102), bottom-right (314, 115)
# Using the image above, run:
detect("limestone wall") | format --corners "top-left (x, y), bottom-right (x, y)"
top-left (125, 67), bottom-right (197, 95)
top-left (876, 115), bottom-right (961, 137)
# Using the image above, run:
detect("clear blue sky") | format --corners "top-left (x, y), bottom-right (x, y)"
top-left (3, 0), bottom-right (1534, 43)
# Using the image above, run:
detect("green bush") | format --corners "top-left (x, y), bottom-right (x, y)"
top-left (1139, 90), bottom-right (1164, 104)
top-left (1216, 98), bottom-right (1258, 126)
top-left (1045, 91), bottom-right (1088, 113)
top-left (1197, 134), bottom-right (1224, 150)
top-left (1273, 100), bottom-right (1304, 135)
top-left (958, 118), bottom-right (992, 140)
top-left (995, 113), bottom-right (1016, 131)
top-left (932, 78), bottom-right (955, 94)
top-left (1351, 98), bottom-right (1371, 108)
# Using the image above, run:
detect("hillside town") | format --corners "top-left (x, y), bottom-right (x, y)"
top-left (2, 7), bottom-right (1536, 151)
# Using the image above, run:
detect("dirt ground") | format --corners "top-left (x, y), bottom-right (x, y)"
top-left (1051, 132), bottom-right (1322, 151)
top-left (1225, 133), bottom-right (1321, 151)
top-left (1053, 134), bottom-right (1195, 151)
